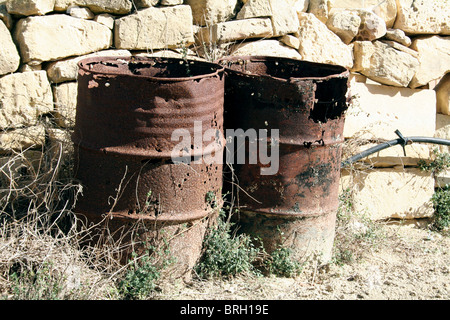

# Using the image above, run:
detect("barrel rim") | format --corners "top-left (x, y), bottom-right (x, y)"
top-left (77, 56), bottom-right (225, 82)
top-left (215, 55), bottom-right (349, 82)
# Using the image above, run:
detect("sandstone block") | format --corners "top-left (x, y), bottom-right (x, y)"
top-left (352, 40), bottom-right (419, 87)
top-left (54, 0), bottom-right (132, 14)
top-left (0, 71), bottom-right (53, 129)
top-left (292, 0), bottom-right (309, 13)
top-left (280, 34), bottom-right (300, 49)
top-left (236, 0), bottom-right (272, 20)
top-left (340, 167), bottom-right (435, 220)
top-left (355, 9), bottom-right (387, 41)
top-left (186, 0), bottom-right (238, 26)
top-left (409, 36), bottom-right (450, 89)
top-left (307, 0), bottom-right (330, 23)
top-left (94, 13), bottom-right (114, 29)
top-left (134, 0), bottom-right (158, 8)
top-left (6, 0), bottom-right (55, 16)
top-left (196, 18), bottom-right (273, 44)
top-left (114, 5), bottom-right (194, 50)
top-left (343, 81), bottom-right (436, 140)
top-left (394, 0), bottom-right (450, 35)
top-left (0, 4), bottom-right (13, 30)
top-left (270, 0), bottom-right (300, 36)
top-left (46, 49), bottom-right (131, 83)
top-left (385, 28), bottom-right (411, 47)
top-left (296, 12), bottom-right (353, 69)
top-left (0, 20), bottom-right (20, 76)
top-left (326, 10), bottom-right (361, 44)
top-left (436, 74), bottom-right (450, 116)
top-left (160, 0), bottom-right (182, 5)
top-left (14, 14), bottom-right (112, 64)
top-left (435, 113), bottom-right (450, 155)
top-left (52, 82), bottom-right (77, 128)
top-left (230, 39), bottom-right (302, 60)
top-left (68, 6), bottom-right (95, 19)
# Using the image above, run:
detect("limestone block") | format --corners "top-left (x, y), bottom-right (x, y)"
top-left (379, 40), bottom-right (418, 58)
top-left (94, 13), bottom-right (114, 29)
top-left (185, 0), bottom-right (238, 26)
top-left (352, 40), bottom-right (419, 87)
top-left (160, 0), bottom-right (182, 4)
top-left (6, 0), bottom-right (55, 16)
top-left (236, 0), bottom-right (272, 20)
top-left (436, 74), bottom-right (450, 116)
top-left (196, 18), bottom-right (273, 44)
top-left (345, 142), bottom-right (431, 168)
top-left (52, 82), bottom-right (77, 128)
top-left (354, 9), bottom-right (386, 41)
top-left (133, 0), bottom-right (159, 8)
top-left (326, 10), bottom-right (361, 44)
top-left (114, 5), bottom-right (194, 50)
top-left (46, 49), bottom-right (131, 83)
top-left (230, 39), bottom-right (302, 60)
top-left (343, 82), bottom-right (436, 140)
top-left (435, 169), bottom-right (450, 189)
top-left (307, 0), bottom-right (330, 23)
top-left (270, 0), bottom-right (300, 36)
top-left (296, 12), bottom-right (353, 69)
top-left (385, 28), bottom-right (411, 47)
top-left (19, 63), bottom-right (42, 72)
top-left (54, 0), bottom-right (132, 14)
top-left (14, 14), bottom-right (113, 64)
top-left (0, 71), bottom-right (53, 130)
top-left (68, 6), bottom-right (95, 19)
top-left (409, 36), bottom-right (450, 89)
top-left (394, 0), bottom-right (450, 35)
top-left (280, 34), bottom-right (300, 49)
top-left (435, 113), bottom-right (450, 155)
top-left (0, 20), bottom-right (20, 76)
top-left (340, 167), bottom-right (435, 220)
top-left (0, 125), bottom-right (46, 153)
top-left (292, 0), bottom-right (309, 13)
top-left (330, 0), bottom-right (397, 28)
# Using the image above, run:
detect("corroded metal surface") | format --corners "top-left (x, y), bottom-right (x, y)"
top-left (73, 56), bottom-right (225, 278)
top-left (218, 56), bottom-right (349, 261)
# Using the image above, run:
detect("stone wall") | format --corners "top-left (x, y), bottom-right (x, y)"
top-left (0, 0), bottom-right (449, 221)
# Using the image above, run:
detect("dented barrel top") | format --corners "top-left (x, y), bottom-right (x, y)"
top-left (216, 55), bottom-right (349, 82)
top-left (78, 56), bottom-right (225, 81)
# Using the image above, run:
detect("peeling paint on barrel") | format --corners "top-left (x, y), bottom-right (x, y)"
top-left (73, 56), bottom-right (225, 279)
top-left (218, 56), bottom-right (349, 262)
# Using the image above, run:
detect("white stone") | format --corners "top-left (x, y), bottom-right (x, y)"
top-left (160, 0), bottom-right (182, 4)
top-left (280, 34), bottom-right (300, 49)
top-left (230, 39), bottom-right (302, 60)
top-left (0, 125), bottom-right (46, 153)
top-left (385, 28), bottom-right (411, 47)
top-left (340, 167), bottom-right (435, 220)
top-left (269, 0), bottom-right (300, 36)
top-left (54, 0), bottom-right (132, 14)
top-left (68, 6), bottom-right (95, 19)
top-left (394, 0), bottom-right (450, 35)
top-left (343, 81), bottom-right (436, 140)
top-left (133, 0), bottom-right (159, 8)
top-left (46, 49), bottom-right (131, 83)
top-left (196, 18), bottom-right (273, 44)
top-left (326, 10), bottom-right (361, 44)
top-left (14, 14), bottom-right (113, 64)
top-left (0, 20), bottom-right (20, 76)
top-left (436, 73), bottom-right (450, 116)
top-left (236, 0), bottom-right (272, 20)
top-left (52, 82), bottom-right (77, 128)
top-left (0, 71), bottom-right (53, 129)
top-left (409, 36), bottom-right (450, 89)
top-left (292, 0), bottom-right (309, 13)
top-left (19, 63), bottom-right (42, 72)
top-left (114, 5), bottom-right (194, 50)
top-left (379, 40), bottom-right (418, 58)
top-left (435, 113), bottom-right (450, 155)
top-left (354, 9), bottom-right (387, 41)
top-left (6, 0), bottom-right (55, 16)
top-left (185, 0), bottom-right (239, 26)
top-left (94, 13), bottom-right (114, 29)
top-left (296, 12), bottom-right (353, 69)
top-left (352, 40), bottom-right (419, 87)
top-left (330, 0), bottom-right (397, 28)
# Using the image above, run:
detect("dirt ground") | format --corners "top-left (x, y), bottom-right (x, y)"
top-left (153, 220), bottom-right (449, 300)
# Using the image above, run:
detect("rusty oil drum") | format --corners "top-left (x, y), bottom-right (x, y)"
top-left (73, 56), bottom-right (225, 278)
top-left (218, 56), bottom-right (349, 262)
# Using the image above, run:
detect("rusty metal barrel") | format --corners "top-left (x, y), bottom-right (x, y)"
top-left (72, 56), bottom-right (225, 278)
top-left (217, 56), bottom-right (349, 263)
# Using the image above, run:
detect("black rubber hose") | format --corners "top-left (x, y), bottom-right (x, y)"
top-left (341, 135), bottom-right (450, 168)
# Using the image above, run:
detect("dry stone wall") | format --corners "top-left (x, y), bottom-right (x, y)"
top-left (0, 0), bottom-right (449, 221)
